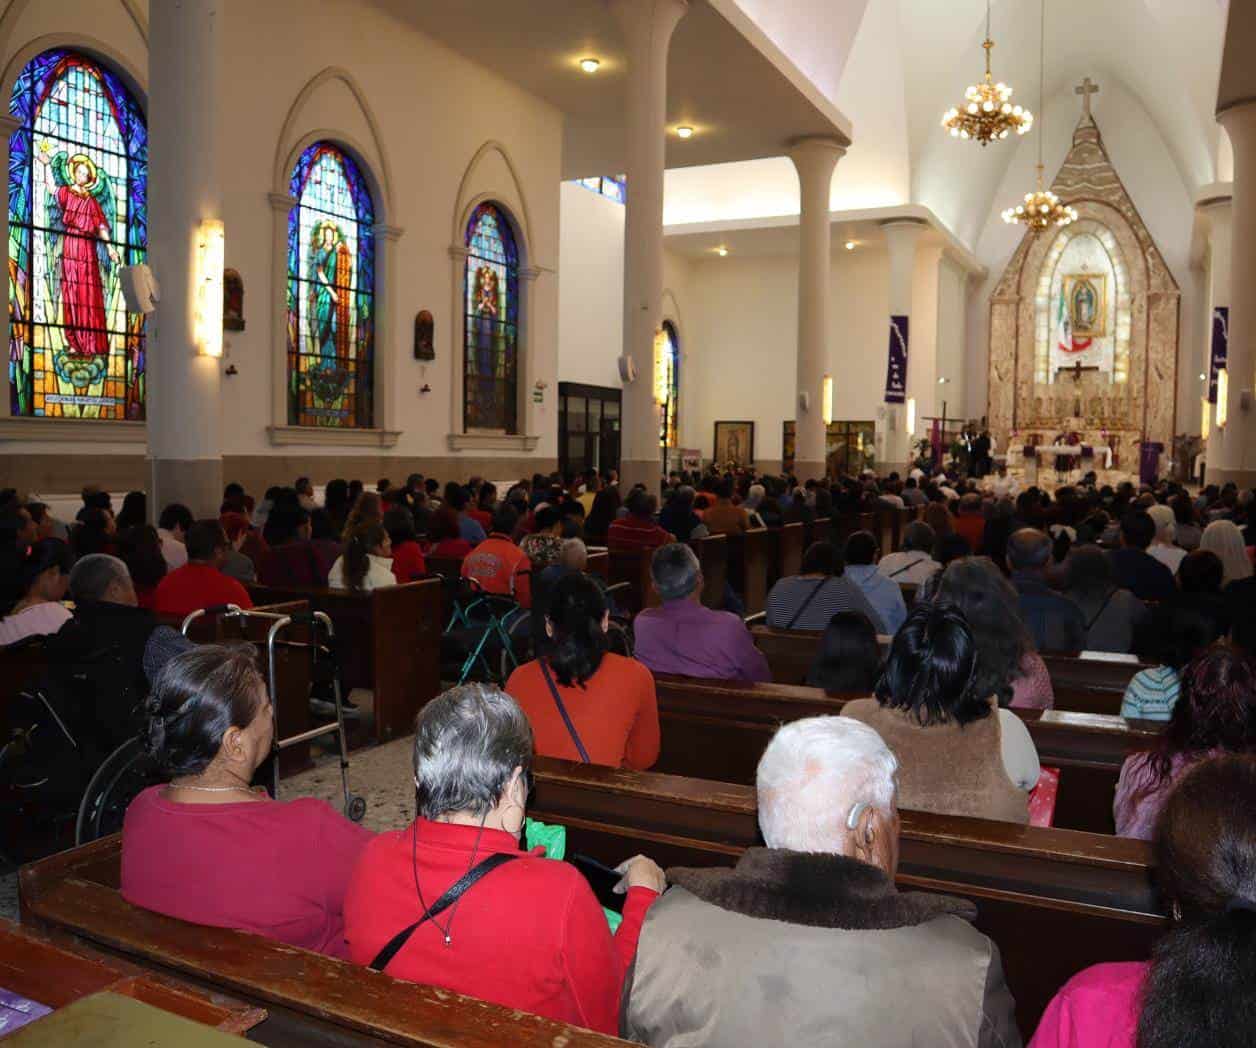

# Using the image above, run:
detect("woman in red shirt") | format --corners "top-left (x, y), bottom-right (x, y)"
top-left (343, 684), bottom-right (665, 1034)
top-left (383, 506), bottom-right (427, 584)
top-left (426, 507), bottom-right (473, 560)
top-left (121, 644), bottom-right (371, 957)
top-left (506, 573), bottom-right (660, 769)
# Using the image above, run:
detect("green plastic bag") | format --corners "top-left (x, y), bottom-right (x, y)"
top-left (525, 818), bottom-right (621, 932)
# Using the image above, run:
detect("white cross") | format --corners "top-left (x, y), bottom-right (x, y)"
top-left (1075, 78), bottom-right (1099, 118)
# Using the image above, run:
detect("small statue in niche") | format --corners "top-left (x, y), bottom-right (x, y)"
top-left (414, 310), bottom-right (435, 361)
top-left (223, 268), bottom-right (245, 331)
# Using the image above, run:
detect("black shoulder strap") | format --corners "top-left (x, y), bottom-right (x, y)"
top-left (540, 659), bottom-right (591, 762)
top-left (886, 556), bottom-right (927, 579)
top-left (369, 851), bottom-right (518, 971)
top-left (1084, 588), bottom-right (1119, 632)
top-left (786, 577), bottom-right (831, 630)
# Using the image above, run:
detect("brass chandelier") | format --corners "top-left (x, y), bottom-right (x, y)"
top-left (941, 0), bottom-right (1032, 145)
top-left (1002, 0), bottom-right (1077, 232)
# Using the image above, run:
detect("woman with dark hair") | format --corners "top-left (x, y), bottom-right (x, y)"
top-left (426, 507), bottom-right (473, 560)
top-left (520, 505), bottom-right (565, 571)
top-left (115, 490), bottom-right (147, 531)
top-left (1114, 647), bottom-right (1256, 839)
top-left (1122, 603), bottom-right (1225, 721)
top-left (1063, 544), bottom-right (1146, 654)
top-left (323, 478), bottom-right (351, 534)
top-left (383, 506), bottom-right (426, 584)
top-left (0, 540), bottom-right (73, 644)
top-left (1171, 491), bottom-right (1202, 550)
top-left (843, 601), bottom-right (1039, 823)
top-left (342, 491), bottom-right (384, 540)
top-left (121, 644), bottom-right (371, 957)
top-left (764, 541), bottom-right (880, 632)
top-left (1030, 755), bottom-right (1256, 1048)
top-left (329, 522), bottom-right (393, 591)
top-left (658, 486), bottom-right (709, 543)
top-left (506, 572), bottom-right (659, 769)
top-left (805, 611), bottom-right (882, 693)
top-left (73, 506), bottom-right (116, 559)
top-left (583, 487), bottom-right (621, 545)
top-left (115, 524), bottom-right (168, 609)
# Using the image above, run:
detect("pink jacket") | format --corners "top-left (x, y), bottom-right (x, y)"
top-left (1029, 961), bottom-right (1145, 1047)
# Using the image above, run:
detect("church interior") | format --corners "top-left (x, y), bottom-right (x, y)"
top-left (2, 1), bottom-right (1256, 1046)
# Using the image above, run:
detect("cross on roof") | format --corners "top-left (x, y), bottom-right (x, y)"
top-left (1075, 77), bottom-right (1099, 118)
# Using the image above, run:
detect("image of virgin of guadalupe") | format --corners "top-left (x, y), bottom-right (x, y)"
top-left (1071, 279), bottom-right (1097, 333)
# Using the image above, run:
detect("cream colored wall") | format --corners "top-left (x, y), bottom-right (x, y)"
top-left (556, 182), bottom-right (624, 391)
top-left (0, 0), bottom-right (564, 482)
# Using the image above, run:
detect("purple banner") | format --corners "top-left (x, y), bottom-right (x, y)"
top-left (1209, 306), bottom-right (1228, 404)
top-left (885, 314), bottom-right (909, 404)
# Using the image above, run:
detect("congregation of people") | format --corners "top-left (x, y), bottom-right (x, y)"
top-left (3, 460), bottom-right (1256, 1047)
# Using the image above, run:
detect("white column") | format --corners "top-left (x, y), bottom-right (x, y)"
top-left (1200, 198), bottom-right (1231, 476)
top-left (788, 137), bottom-right (844, 481)
top-left (1218, 103), bottom-right (1256, 486)
top-left (147, 0), bottom-right (224, 516)
top-left (268, 192), bottom-right (297, 430)
top-left (611, 0), bottom-right (688, 495)
top-left (880, 218), bottom-right (926, 472)
top-left (372, 222), bottom-right (404, 437)
top-left (0, 114), bottom-right (21, 419)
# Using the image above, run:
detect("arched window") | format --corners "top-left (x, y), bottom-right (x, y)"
top-left (7, 49), bottom-right (147, 420)
top-left (464, 202), bottom-right (519, 432)
top-left (655, 320), bottom-right (680, 448)
top-left (287, 142), bottom-right (375, 428)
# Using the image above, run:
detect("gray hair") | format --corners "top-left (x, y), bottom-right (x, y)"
top-left (1006, 528), bottom-right (1052, 571)
top-left (1147, 503), bottom-right (1176, 544)
top-left (651, 542), bottom-right (700, 601)
top-left (560, 537), bottom-right (588, 573)
top-left (757, 716), bottom-right (898, 853)
top-left (69, 553), bottom-right (131, 603)
top-left (412, 684), bottom-right (534, 820)
top-left (901, 521), bottom-right (936, 553)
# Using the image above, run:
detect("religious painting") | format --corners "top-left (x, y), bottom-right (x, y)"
top-left (463, 202), bottom-right (519, 432)
top-left (223, 268), bottom-right (244, 331)
top-left (654, 320), bottom-right (680, 449)
top-left (714, 420), bottom-right (754, 468)
top-left (286, 142), bottom-right (375, 428)
top-left (7, 49), bottom-right (147, 420)
top-left (1063, 273), bottom-right (1106, 338)
top-left (414, 309), bottom-right (434, 361)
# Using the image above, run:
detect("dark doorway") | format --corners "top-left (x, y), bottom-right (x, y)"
top-left (559, 383), bottom-right (621, 478)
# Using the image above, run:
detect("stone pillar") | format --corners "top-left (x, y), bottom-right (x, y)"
top-left (1216, 103), bottom-right (1256, 487)
top-left (788, 137), bottom-right (845, 481)
top-left (1200, 197), bottom-right (1231, 476)
top-left (268, 192), bottom-right (297, 429)
top-left (612, 0), bottom-right (688, 495)
top-left (880, 219), bottom-right (926, 472)
top-left (147, 0), bottom-right (224, 517)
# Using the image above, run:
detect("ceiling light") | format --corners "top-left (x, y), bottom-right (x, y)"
top-left (844, 240), bottom-right (856, 250)
top-left (938, 376), bottom-right (950, 385)
top-left (1200, 372), bottom-right (1208, 382)
top-left (676, 126), bottom-right (694, 139)
top-left (941, 0), bottom-right (1032, 146)
top-left (716, 246), bottom-right (728, 257)
top-left (580, 57), bottom-right (600, 74)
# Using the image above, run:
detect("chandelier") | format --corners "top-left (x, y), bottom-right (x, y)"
top-left (1002, 0), bottom-right (1076, 233)
top-left (940, 1), bottom-right (1032, 145)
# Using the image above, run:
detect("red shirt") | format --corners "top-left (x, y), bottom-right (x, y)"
top-left (428, 538), bottom-right (473, 560)
top-left (121, 786), bottom-right (372, 958)
top-left (152, 562), bottom-right (254, 618)
top-left (462, 534), bottom-right (533, 607)
top-left (391, 540), bottom-right (427, 584)
top-left (466, 508), bottom-right (493, 533)
top-left (954, 514), bottom-right (986, 553)
top-left (607, 516), bottom-right (674, 552)
top-left (344, 819), bottom-right (657, 1033)
top-left (506, 654), bottom-right (661, 769)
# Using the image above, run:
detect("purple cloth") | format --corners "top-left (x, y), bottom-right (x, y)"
top-left (633, 599), bottom-right (771, 683)
top-left (1114, 749), bottom-right (1211, 840)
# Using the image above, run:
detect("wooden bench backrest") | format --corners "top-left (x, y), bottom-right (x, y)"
top-left (691, 533), bottom-right (728, 609)
top-left (722, 528), bottom-right (770, 614)
top-left (18, 837), bottom-right (629, 1047)
top-left (528, 757), bottom-right (1164, 1035)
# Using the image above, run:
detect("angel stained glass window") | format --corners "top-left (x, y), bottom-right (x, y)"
top-left (464, 202), bottom-right (519, 432)
top-left (8, 49), bottom-right (147, 420)
top-left (656, 320), bottom-right (680, 448)
top-left (286, 142), bottom-right (375, 428)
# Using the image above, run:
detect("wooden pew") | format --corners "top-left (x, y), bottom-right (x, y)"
top-left (766, 522), bottom-right (804, 585)
top-left (246, 580), bottom-right (441, 743)
top-left (19, 836), bottom-right (631, 1047)
top-left (875, 507), bottom-right (897, 555)
top-left (528, 757), bottom-right (1165, 1036)
top-left (751, 625), bottom-right (1148, 715)
top-left (651, 674), bottom-right (1160, 834)
top-left (691, 533), bottom-right (728, 610)
top-left (608, 547), bottom-right (656, 614)
top-left (723, 528), bottom-right (770, 615)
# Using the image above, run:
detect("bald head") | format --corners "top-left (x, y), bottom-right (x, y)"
top-left (1006, 528), bottom-right (1052, 574)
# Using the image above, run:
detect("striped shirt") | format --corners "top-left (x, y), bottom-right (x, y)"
top-left (765, 575), bottom-right (881, 632)
top-left (1120, 665), bottom-right (1180, 721)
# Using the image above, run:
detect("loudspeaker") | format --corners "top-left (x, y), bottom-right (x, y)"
top-left (618, 355), bottom-right (638, 383)
top-left (798, 391), bottom-right (810, 413)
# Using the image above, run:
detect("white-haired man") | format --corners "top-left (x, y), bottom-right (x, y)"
top-left (622, 716), bottom-right (1021, 1047)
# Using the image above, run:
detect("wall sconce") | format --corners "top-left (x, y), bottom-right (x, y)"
top-left (1201, 397), bottom-right (1210, 441)
top-left (906, 397), bottom-right (917, 434)
top-left (821, 374), bottom-right (833, 426)
top-left (195, 219), bottom-right (225, 357)
top-left (1217, 368), bottom-right (1229, 428)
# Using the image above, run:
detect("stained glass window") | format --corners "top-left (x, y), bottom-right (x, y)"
top-left (464, 202), bottom-right (519, 432)
top-left (286, 142), bottom-right (375, 428)
top-left (655, 320), bottom-right (680, 448)
top-left (576, 175), bottom-right (626, 204)
top-left (8, 49), bottom-right (147, 420)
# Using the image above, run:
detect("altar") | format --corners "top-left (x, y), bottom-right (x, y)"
top-left (1012, 443), bottom-right (1115, 486)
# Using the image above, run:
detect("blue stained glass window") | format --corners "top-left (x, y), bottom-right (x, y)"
top-left (286, 142), bottom-right (375, 428)
top-left (576, 175), bottom-right (626, 204)
top-left (7, 49), bottom-right (147, 420)
top-left (464, 202), bottom-right (519, 432)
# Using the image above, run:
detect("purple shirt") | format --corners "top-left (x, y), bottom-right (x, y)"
top-left (633, 599), bottom-right (771, 683)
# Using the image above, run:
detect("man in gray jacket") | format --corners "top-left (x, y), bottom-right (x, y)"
top-left (621, 716), bottom-right (1021, 1047)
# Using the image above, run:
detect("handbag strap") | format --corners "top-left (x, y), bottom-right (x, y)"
top-left (368, 852), bottom-right (518, 971)
top-left (886, 556), bottom-right (928, 580)
top-left (540, 659), bottom-right (591, 763)
top-left (1084, 588), bottom-right (1119, 632)
top-left (786, 577), bottom-right (831, 630)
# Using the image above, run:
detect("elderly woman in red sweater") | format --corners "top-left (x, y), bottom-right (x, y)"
top-left (343, 683), bottom-right (665, 1034)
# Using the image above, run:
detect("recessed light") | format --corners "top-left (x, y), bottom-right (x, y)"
top-left (1200, 372), bottom-right (1208, 381)
top-left (844, 240), bottom-right (856, 250)
top-left (716, 246), bottom-right (728, 257)
top-left (676, 126), bottom-right (695, 139)
top-left (938, 376), bottom-right (950, 385)
top-left (580, 57), bottom-right (600, 74)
